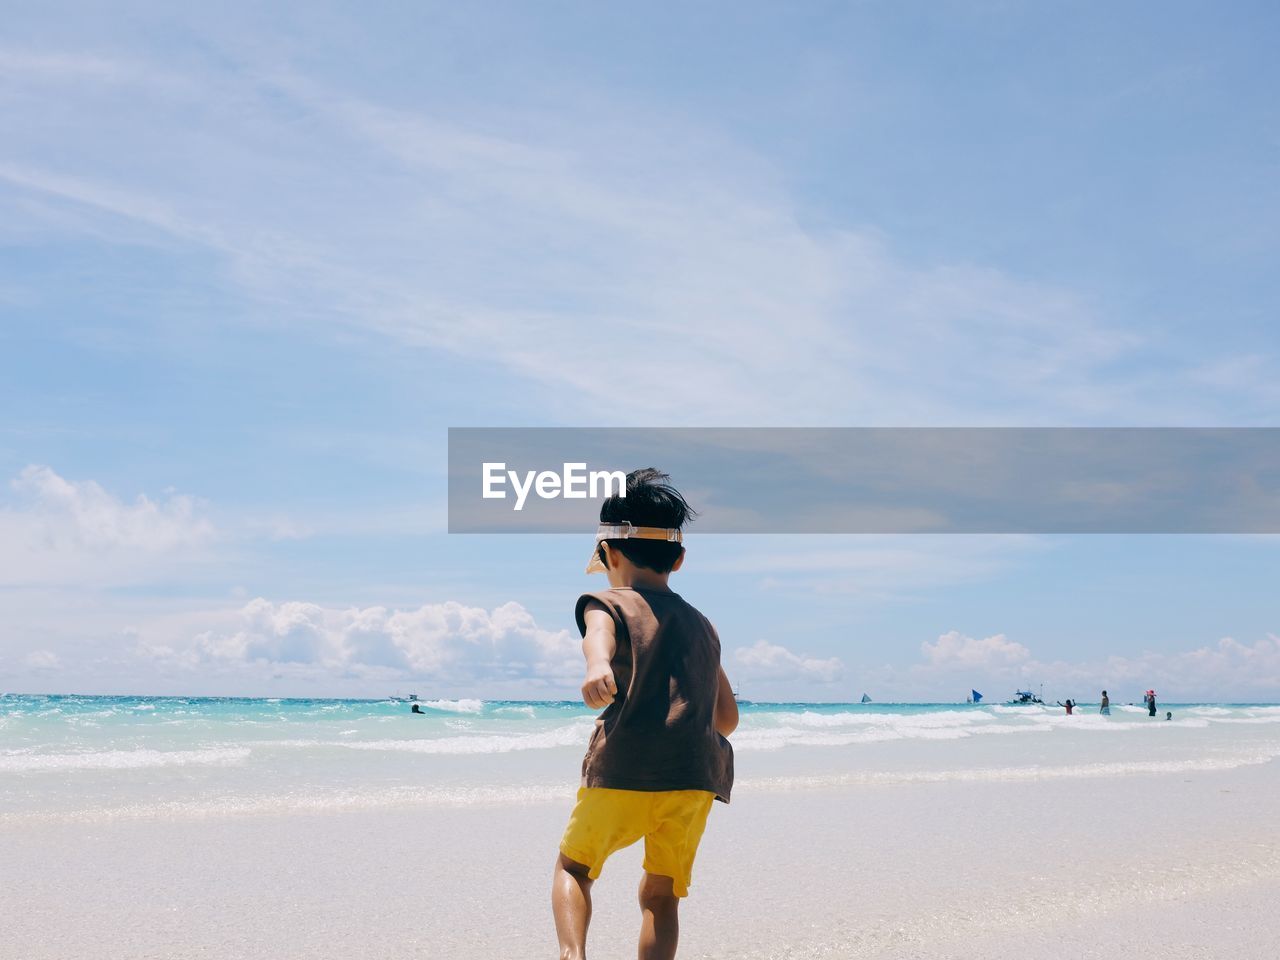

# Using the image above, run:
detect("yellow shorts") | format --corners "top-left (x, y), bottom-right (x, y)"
top-left (558, 787), bottom-right (716, 897)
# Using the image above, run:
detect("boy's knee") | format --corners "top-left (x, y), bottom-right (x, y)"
top-left (556, 852), bottom-right (593, 882)
top-left (637, 872), bottom-right (679, 911)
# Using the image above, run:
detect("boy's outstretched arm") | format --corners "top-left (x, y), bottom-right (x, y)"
top-left (580, 602), bottom-right (618, 709)
top-left (714, 665), bottom-right (739, 736)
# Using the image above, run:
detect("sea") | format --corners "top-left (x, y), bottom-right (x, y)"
top-left (4, 695), bottom-right (1279, 825)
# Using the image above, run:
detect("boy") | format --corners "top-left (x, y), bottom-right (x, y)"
top-left (552, 468), bottom-right (737, 960)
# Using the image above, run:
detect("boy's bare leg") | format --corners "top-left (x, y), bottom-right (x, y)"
top-left (552, 853), bottom-right (594, 960)
top-left (637, 872), bottom-right (680, 960)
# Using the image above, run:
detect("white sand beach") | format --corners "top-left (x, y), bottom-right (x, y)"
top-left (4, 707), bottom-right (1279, 959)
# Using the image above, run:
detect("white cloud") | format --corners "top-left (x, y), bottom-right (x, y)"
top-left (921, 630), bottom-right (1031, 670)
top-left (23, 649), bottom-right (60, 671)
top-left (168, 597), bottom-right (580, 687)
top-left (904, 630), bottom-right (1280, 701)
top-left (0, 466), bottom-right (217, 585)
top-left (734, 639), bottom-right (844, 683)
top-left (1094, 634), bottom-right (1280, 698)
top-left (11, 465), bottom-right (214, 551)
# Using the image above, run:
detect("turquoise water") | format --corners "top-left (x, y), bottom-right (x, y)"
top-left (4, 694), bottom-right (1279, 823)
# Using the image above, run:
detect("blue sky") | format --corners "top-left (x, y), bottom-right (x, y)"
top-left (1, 1), bottom-right (1277, 700)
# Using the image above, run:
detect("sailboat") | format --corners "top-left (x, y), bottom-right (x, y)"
top-left (860, 693), bottom-right (872, 703)
top-left (968, 689), bottom-right (983, 703)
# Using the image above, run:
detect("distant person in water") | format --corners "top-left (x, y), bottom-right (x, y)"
top-left (1099, 690), bottom-right (1111, 715)
top-left (1057, 699), bottom-right (1075, 715)
top-left (1166, 711), bottom-right (1173, 721)
top-left (552, 469), bottom-right (736, 960)
top-left (1146, 690), bottom-right (1158, 717)
top-left (410, 703), bottom-right (424, 714)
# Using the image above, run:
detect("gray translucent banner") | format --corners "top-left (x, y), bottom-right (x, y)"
top-left (447, 428), bottom-right (1280, 533)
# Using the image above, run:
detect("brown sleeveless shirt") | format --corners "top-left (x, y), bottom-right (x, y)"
top-left (575, 586), bottom-right (734, 803)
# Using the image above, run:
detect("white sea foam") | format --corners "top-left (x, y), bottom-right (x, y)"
top-left (1034, 715), bottom-right (1212, 731)
top-left (733, 723), bottom-right (991, 751)
top-left (422, 698), bottom-right (485, 714)
top-left (0, 747), bottom-right (251, 772)
top-left (338, 722), bottom-right (593, 755)
top-left (786, 709), bottom-right (996, 729)
top-left (8, 745), bottom-right (1278, 827)
top-left (0, 783), bottom-right (580, 825)
top-left (495, 705), bottom-right (537, 718)
top-left (739, 748), bottom-right (1280, 790)
top-left (728, 706), bottom-right (1234, 749)
top-left (1211, 716), bottom-right (1280, 725)
top-left (990, 704), bottom-right (1048, 714)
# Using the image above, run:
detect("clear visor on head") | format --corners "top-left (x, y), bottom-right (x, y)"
top-left (585, 522), bottom-right (683, 574)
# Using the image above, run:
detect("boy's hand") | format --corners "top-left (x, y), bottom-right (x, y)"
top-left (714, 664), bottom-right (739, 736)
top-left (579, 603), bottom-right (619, 710)
top-left (582, 662), bottom-right (617, 709)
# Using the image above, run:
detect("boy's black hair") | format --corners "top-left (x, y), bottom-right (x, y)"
top-left (598, 468), bottom-right (696, 574)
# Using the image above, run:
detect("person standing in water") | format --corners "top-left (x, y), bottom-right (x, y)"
top-left (1146, 690), bottom-right (1158, 717)
top-left (1100, 690), bottom-right (1111, 715)
top-left (1057, 699), bottom-right (1075, 715)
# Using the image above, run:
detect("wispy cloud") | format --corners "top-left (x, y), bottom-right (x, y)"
top-left (702, 534), bottom-right (1045, 600)
top-left (0, 465), bottom-right (217, 586)
top-left (1, 42), bottom-right (1230, 427)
